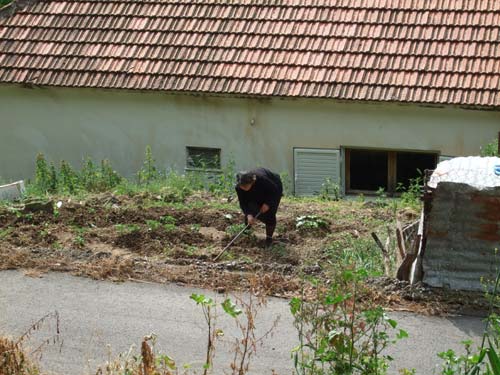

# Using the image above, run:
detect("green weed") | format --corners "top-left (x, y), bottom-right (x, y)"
top-left (190, 224), bottom-right (201, 233)
top-left (163, 223), bottom-right (176, 233)
top-left (73, 235), bottom-right (85, 247)
top-left (397, 176), bottom-right (422, 210)
top-left (0, 227), bottom-right (12, 239)
top-left (185, 246), bottom-right (198, 256)
top-left (160, 215), bottom-right (176, 225)
top-left (226, 223), bottom-right (247, 237)
top-left (481, 138), bottom-right (499, 157)
top-left (137, 145), bottom-right (160, 185)
top-left (115, 224), bottom-right (140, 234)
top-left (146, 220), bottom-right (161, 231)
top-left (319, 177), bottom-right (341, 201)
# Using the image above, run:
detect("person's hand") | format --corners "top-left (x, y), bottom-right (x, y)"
top-left (260, 204), bottom-right (270, 213)
top-left (247, 215), bottom-right (256, 225)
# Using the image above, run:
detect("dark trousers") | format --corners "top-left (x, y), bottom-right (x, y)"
top-left (245, 197), bottom-right (281, 238)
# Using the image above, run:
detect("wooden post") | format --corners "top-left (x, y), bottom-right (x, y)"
top-left (371, 232), bottom-right (391, 277)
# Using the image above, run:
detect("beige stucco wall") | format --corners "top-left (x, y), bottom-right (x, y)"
top-left (1, 85), bottom-right (499, 185)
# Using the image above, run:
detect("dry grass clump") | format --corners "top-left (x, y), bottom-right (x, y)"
top-left (0, 336), bottom-right (41, 375)
top-left (1, 311), bottom-right (59, 375)
top-left (95, 337), bottom-right (177, 375)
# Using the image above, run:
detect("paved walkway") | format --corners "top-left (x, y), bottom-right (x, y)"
top-left (0, 271), bottom-right (486, 374)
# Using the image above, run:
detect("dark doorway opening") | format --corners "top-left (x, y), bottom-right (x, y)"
top-left (349, 149), bottom-right (388, 191)
top-left (396, 152), bottom-right (436, 190)
top-left (346, 148), bottom-right (438, 195)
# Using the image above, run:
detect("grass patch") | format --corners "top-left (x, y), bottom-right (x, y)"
top-left (326, 234), bottom-right (387, 277)
top-left (115, 224), bottom-right (141, 234)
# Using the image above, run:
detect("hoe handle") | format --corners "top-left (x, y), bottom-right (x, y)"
top-left (214, 212), bottom-right (261, 262)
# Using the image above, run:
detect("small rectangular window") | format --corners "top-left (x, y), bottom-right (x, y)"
top-left (186, 147), bottom-right (221, 170)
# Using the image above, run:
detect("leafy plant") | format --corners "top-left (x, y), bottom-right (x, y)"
top-left (226, 223), bottom-right (248, 237)
top-left (115, 224), bottom-right (140, 234)
top-left (291, 269), bottom-right (407, 375)
top-left (80, 158), bottom-right (122, 192)
top-left (207, 158), bottom-right (237, 196)
top-left (59, 160), bottom-right (79, 194)
top-left (146, 219), bottom-right (161, 231)
top-left (432, 269), bottom-right (500, 375)
top-left (159, 215), bottom-right (176, 225)
top-left (327, 235), bottom-right (386, 277)
top-left (33, 153), bottom-right (56, 194)
top-left (374, 187), bottom-right (388, 207)
top-left (190, 224), bottom-right (201, 232)
top-left (190, 293), bottom-right (218, 374)
top-left (397, 176), bottom-right (422, 209)
top-left (295, 215), bottom-right (328, 231)
top-left (481, 138), bottom-right (499, 157)
top-left (280, 171), bottom-right (293, 197)
top-left (73, 235), bottom-right (85, 247)
top-left (0, 227), bottom-right (12, 240)
top-left (137, 145), bottom-right (161, 185)
top-left (159, 215), bottom-right (177, 232)
top-left (319, 178), bottom-right (340, 201)
top-left (163, 223), bottom-right (176, 233)
top-left (100, 159), bottom-right (122, 189)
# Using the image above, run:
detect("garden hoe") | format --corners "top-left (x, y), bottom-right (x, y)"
top-left (214, 212), bottom-right (261, 261)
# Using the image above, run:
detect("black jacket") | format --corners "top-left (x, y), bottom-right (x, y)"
top-left (235, 168), bottom-right (283, 216)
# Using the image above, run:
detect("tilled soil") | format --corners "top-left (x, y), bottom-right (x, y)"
top-left (0, 193), bottom-right (484, 315)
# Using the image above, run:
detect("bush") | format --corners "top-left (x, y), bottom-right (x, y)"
top-left (481, 138), bottom-right (499, 157)
top-left (30, 154), bottom-right (123, 196)
top-left (291, 269), bottom-right (407, 375)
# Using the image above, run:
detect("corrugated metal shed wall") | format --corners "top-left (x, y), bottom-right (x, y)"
top-left (423, 182), bottom-right (500, 291)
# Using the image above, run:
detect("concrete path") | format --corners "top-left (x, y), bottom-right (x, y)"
top-left (0, 270), bottom-right (486, 375)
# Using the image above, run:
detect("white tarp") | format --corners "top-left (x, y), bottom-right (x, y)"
top-left (428, 156), bottom-right (500, 189)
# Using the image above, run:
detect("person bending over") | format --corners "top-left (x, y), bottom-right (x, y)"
top-left (235, 168), bottom-right (283, 247)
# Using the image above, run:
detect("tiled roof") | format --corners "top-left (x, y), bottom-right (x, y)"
top-left (0, 0), bottom-right (499, 107)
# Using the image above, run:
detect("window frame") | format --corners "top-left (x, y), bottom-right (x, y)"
top-left (185, 146), bottom-right (222, 172)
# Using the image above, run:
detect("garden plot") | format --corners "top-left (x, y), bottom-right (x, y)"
top-left (0, 192), bottom-right (391, 292)
top-left (0, 192), bottom-right (485, 314)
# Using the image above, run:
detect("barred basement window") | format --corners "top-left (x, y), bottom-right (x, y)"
top-left (186, 147), bottom-right (221, 170)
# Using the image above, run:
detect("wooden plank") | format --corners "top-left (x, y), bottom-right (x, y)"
top-left (388, 151), bottom-right (397, 196)
top-left (371, 232), bottom-right (391, 276)
top-left (345, 148), bottom-right (351, 193)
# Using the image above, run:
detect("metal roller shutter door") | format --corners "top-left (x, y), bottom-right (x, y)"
top-left (294, 148), bottom-right (341, 196)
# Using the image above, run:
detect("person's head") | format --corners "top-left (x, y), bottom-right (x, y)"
top-left (236, 171), bottom-right (256, 191)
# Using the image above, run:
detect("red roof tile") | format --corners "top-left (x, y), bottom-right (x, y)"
top-left (0, 0), bottom-right (499, 107)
